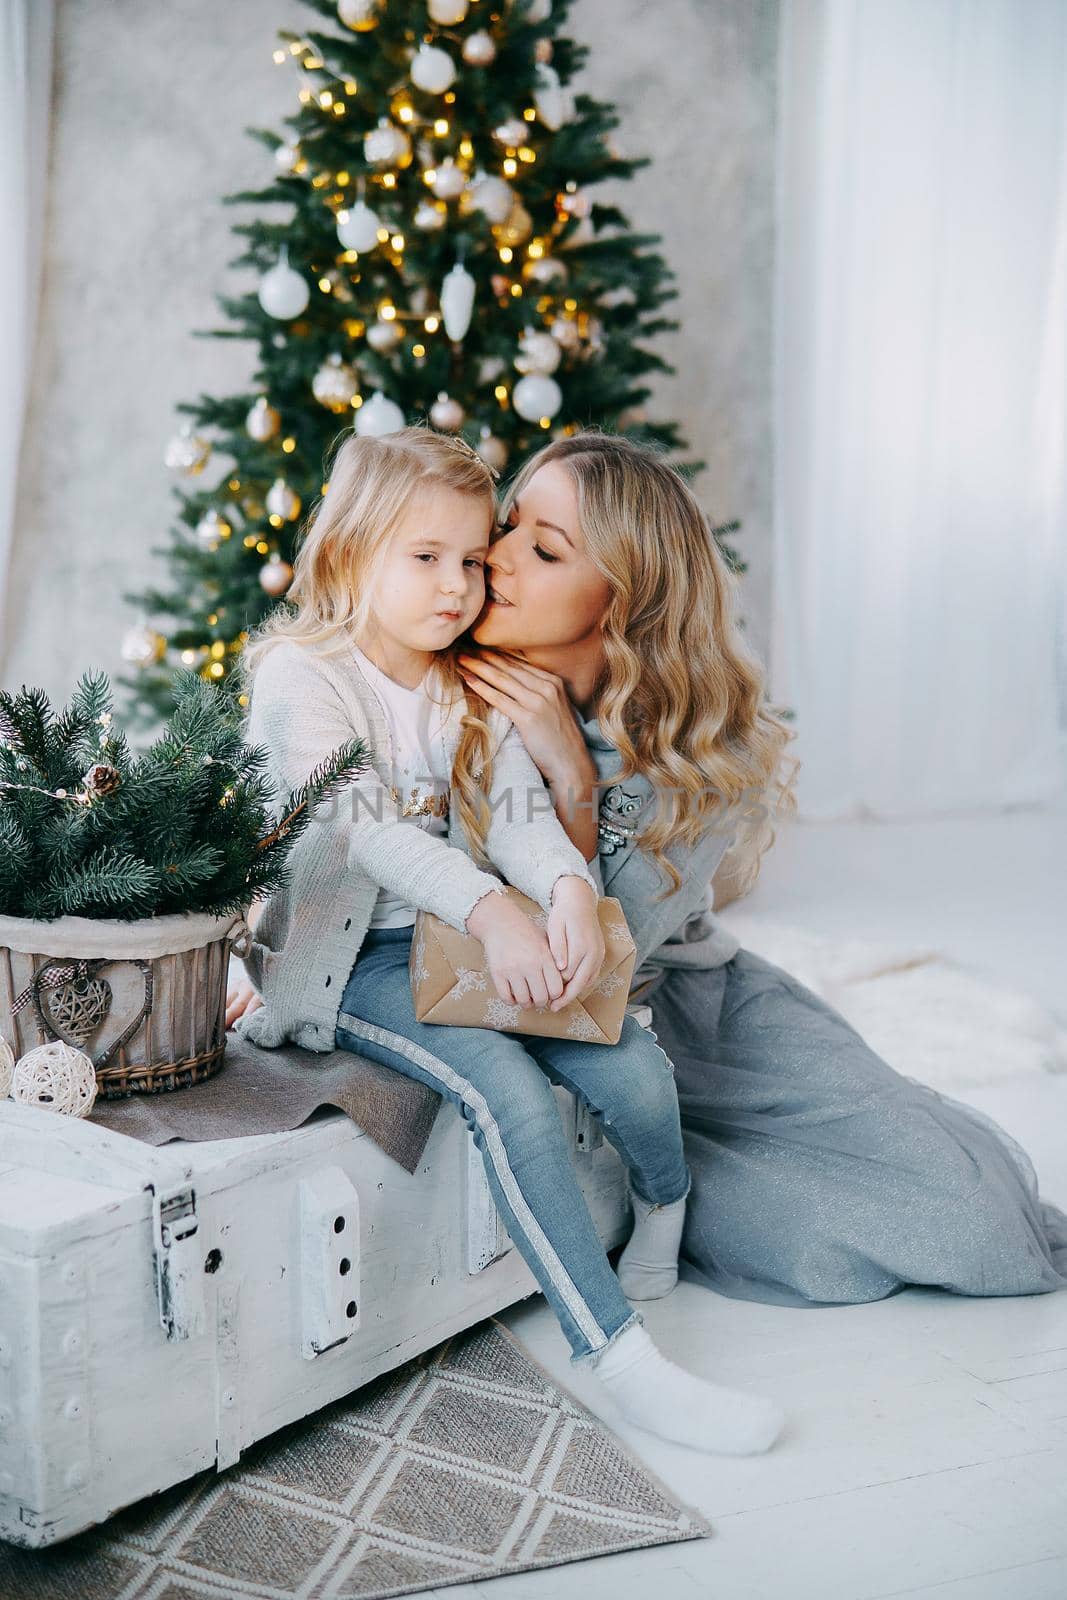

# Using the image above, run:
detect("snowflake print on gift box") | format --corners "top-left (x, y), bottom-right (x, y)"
top-left (566, 1008), bottom-right (603, 1041)
top-left (484, 995), bottom-right (523, 1029)
top-left (594, 969), bottom-right (627, 998)
top-left (452, 966), bottom-right (489, 999)
top-left (411, 933), bottom-right (430, 989)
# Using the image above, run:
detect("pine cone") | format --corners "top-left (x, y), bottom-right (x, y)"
top-left (82, 762), bottom-right (122, 797)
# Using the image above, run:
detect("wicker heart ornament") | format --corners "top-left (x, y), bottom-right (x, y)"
top-left (39, 974), bottom-right (113, 1047)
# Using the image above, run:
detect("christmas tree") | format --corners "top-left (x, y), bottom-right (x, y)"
top-left (120, 0), bottom-right (741, 728)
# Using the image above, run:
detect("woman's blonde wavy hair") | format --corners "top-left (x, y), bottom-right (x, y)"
top-left (237, 425), bottom-right (502, 867)
top-left (500, 430), bottom-right (799, 903)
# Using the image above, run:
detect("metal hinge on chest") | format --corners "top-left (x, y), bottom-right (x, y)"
top-left (150, 1184), bottom-right (206, 1342)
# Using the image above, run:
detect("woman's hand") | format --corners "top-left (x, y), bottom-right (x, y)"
top-left (545, 875), bottom-right (606, 1010)
top-left (226, 975), bottom-right (263, 1029)
top-left (456, 648), bottom-right (591, 787)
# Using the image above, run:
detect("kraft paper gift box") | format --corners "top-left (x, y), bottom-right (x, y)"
top-left (410, 887), bottom-right (638, 1044)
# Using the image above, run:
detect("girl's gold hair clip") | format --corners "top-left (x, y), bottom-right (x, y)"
top-left (443, 433), bottom-right (501, 481)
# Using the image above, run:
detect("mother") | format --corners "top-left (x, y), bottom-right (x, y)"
top-left (459, 428), bottom-right (1067, 1309)
top-left (231, 428), bottom-right (1067, 1308)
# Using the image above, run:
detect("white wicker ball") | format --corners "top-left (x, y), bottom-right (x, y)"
top-left (12, 1041), bottom-right (98, 1118)
top-left (0, 1038), bottom-right (14, 1098)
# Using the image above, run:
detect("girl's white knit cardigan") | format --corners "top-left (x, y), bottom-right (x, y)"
top-left (234, 639), bottom-right (600, 1053)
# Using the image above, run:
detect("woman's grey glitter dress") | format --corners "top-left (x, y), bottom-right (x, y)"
top-left (577, 710), bottom-right (1067, 1308)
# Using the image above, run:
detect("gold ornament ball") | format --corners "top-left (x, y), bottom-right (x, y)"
top-left (246, 396), bottom-right (280, 441)
top-left (259, 557), bottom-right (294, 597)
top-left (495, 200), bottom-right (534, 248)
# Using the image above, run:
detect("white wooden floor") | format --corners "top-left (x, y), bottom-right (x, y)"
top-left (430, 800), bottom-right (1067, 1600)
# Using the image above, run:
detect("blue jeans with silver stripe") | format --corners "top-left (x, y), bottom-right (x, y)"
top-left (335, 922), bottom-right (691, 1364)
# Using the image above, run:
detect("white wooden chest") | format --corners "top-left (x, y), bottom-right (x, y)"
top-left (0, 1085), bottom-right (630, 1548)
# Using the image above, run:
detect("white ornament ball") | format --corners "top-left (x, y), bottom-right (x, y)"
top-left (366, 318), bottom-right (402, 353)
top-left (476, 429), bottom-right (509, 472)
top-left (195, 508), bottom-right (231, 551)
top-left (411, 44), bottom-right (456, 94)
top-left (430, 392), bottom-right (465, 431)
top-left (493, 118), bottom-right (528, 148)
top-left (471, 172), bottom-right (515, 225)
top-left (478, 354), bottom-right (507, 384)
top-left (0, 1037), bottom-right (14, 1098)
top-left (431, 159), bottom-right (468, 201)
top-left (11, 1041), bottom-right (96, 1118)
top-left (414, 200), bottom-right (447, 232)
top-left (164, 423), bottom-right (211, 476)
top-left (246, 396), bottom-right (280, 441)
top-left (266, 478), bottom-right (301, 521)
top-left (440, 261), bottom-right (476, 341)
top-left (258, 253), bottom-right (310, 320)
top-left (550, 316), bottom-right (581, 351)
top-left (534, 37), bottom-right (553, 63)
top-left (462, 30), bottom-right (497, 67)
top-left (515, 328), bottom-right (562, 375)
top-left (428, 0), bottom-right (469, 21)
top-left (337, 200), bottom-right (382, 253)
top-left (525, 255), bottom-right (568, 287)
top-left (521, 0), bottom-right (552, 20)
top-left (339, 0), bottom-right (379, 29)
top-left (364, 120), bottom-right (412, 168)
top-left (356, 391), bottom-right (406, 437)
top-left (121, 624), bottom-right (165, 668)
top-left (513, 372), bottom-right (563, 423)
top-left (259, 556), bottom-right (294, 597)
top-left (312, 354), bottom-right (360, 413)
top-left (274, 142), bottom-right (299, 174)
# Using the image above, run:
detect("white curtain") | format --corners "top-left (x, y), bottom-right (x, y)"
top-left (0, 0), bottom-right (54, 661)
top-left (771, 0), bottom-right (1067, 819)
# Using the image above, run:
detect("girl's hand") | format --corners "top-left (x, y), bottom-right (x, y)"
top-left (466, 891), bottom-right (566, 1010)
top-left (545, 875), bottom-right (606, 1011)
top-left (456, 648), bottom-right (592, 786)
top-left (226, 975), bottom-right (263, 1029)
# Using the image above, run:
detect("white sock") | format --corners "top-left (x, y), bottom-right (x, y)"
top-left (617, 1190), bottom-right (687, 1300)
top-left (591, 1322), bottom-right (785, 1456)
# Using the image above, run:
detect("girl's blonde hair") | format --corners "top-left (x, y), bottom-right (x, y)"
top-left (502, 431), bottom-right (799, 902)
top-left (237, 426), bottom-right (501, 866)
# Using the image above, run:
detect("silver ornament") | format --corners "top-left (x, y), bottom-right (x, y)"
top-left (259, 556), bottom-right (294, 597)
top-left (337, 199), bottom-right (382, 253)
top-left (266, 478), bottom-right (301, 521)
top-left (195, 508), bottom-right (231, 550)
top-left (366, 319), bottom-right (401, 353)
top-left (432, 158), bottom-right (468, 201)
top-left (515, 328), bottom-right (562, 375)
top-left (462, 31), bottom-right (497, 67)
top-left (513, 372), bottom-right (562, 422)
top-left (476, 429), bottom-right (508, 472)
top-left (312, 354), bottom-right (360, 413)
top-left (364, 120), bottom-right (411, 168)
top-left (246, 396), bottom-right (280, 441)
top-left (410, 44), bottom-right (456, 95)
top-left (258, 248), bottom-right (310, 319)
top-left (430, 392), bottom-right (465, 431)
top-left (164, 424), bottom-right (211, 476)
top-left (356, 391), bottom-right (406, 436)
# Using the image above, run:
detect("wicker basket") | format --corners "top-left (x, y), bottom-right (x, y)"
top-left (0, 909), bottom-right (253, 1098)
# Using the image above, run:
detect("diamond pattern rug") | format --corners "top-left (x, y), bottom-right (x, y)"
top-left (1, 1319), bottom-right (711, 1598)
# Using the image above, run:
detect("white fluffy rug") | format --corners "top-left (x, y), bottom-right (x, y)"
top-left (716, 909), bottom-right (1067, 1090)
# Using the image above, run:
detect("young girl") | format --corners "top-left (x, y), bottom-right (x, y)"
top-left (233, 427), bottom-right (784, 1456)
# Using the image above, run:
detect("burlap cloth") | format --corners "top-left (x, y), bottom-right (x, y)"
top-left (88, 1032), bottom-right (443, 1175)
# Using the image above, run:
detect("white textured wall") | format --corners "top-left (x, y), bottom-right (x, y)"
top-left (1, 0), bottom-right (779, 713)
